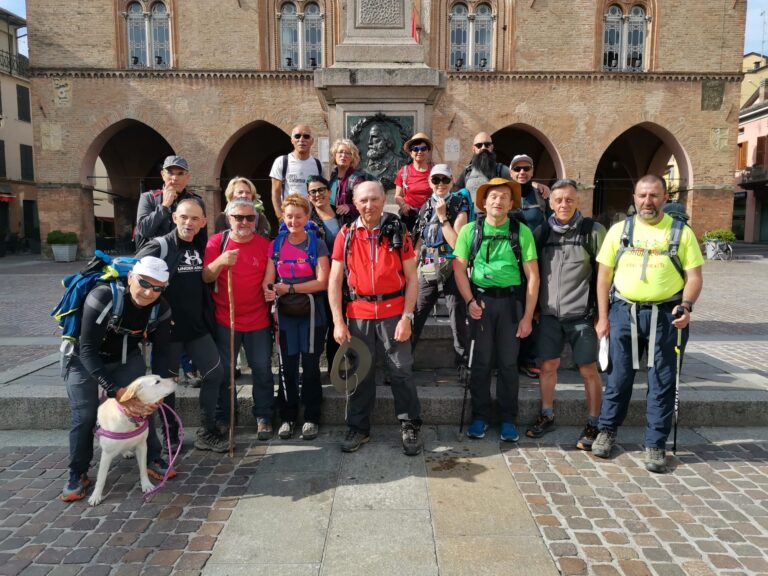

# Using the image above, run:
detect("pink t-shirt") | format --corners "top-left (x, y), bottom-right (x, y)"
top-left (204, 232), bottom-right (271, 332)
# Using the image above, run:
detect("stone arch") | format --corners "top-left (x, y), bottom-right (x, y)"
top-left (490, 123), bottom-right (564, 185)
top-left (592, 121), bottom-right (693, 218)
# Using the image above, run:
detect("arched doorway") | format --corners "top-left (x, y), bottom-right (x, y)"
top-left (593, 122), bottom-right (692, 220)
top-left (491, 124), bottom-right (562, 185)
top-left (216, 121), bottom-right (293, 232)
top-left (82, 120), bottom-right (174, 252)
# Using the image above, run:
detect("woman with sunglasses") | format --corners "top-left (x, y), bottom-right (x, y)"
top-left (395, 132), bottom-right (434, 232)
top-left (329, 139), bottom-right (366, 225)
top-left (214, 176), bottom-right (271, 238)
top-left (263, 194), bottom-right (330, 441)
top-left (411, 164), bottom-right (470, 365)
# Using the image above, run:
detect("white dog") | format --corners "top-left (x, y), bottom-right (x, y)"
top-left (88, 374), bottom-right (177, 506)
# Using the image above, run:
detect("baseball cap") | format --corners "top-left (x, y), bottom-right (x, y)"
top-left (430, 164), bottom-right (452, 178)
top-left (162, 155), bottom-right (189, 171)
top-left (132, 256), bottom-right (169, 283)
top-left (510, 154), bottom-right (534, 167)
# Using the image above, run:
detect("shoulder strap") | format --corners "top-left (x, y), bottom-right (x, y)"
top-left (495, 163), bottom-right (503, 177)
top-left (579, 217), bottom-right (596, 260)
top-left (342, 224), bottom-right (353, 279)
top-left (314, 158), bottom-right (322, 176)
top-left (107, 281), bottom-right (125, 325)
top-left (468, 215), bottom-right (486, 267)
top-left (400, 165), bottom-right (408, 190)
top-left (614, 216), bottom-right (634, 269)
top-left (508, 218), bottom-right (523, 275)
top-left (281, 154), bottom-right (288, 181)
top-left (219, 230), bottom-right (230, 254)
top-left (667, 217), bottom-right (685, 279)
top-left (156, 236), bottom-right (169, 261)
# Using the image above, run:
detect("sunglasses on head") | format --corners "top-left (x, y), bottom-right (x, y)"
top-left (230, 214), bottom-right (257, 222)
top-left (474, 141), bottom-right (493, 149)
top-left (512, 165), bottom-right (532, 173)
top-left (137, 277), bottom-right (165, 293)
top-left (308, 186), bottom-right (328, 195)
top-left (410, 144), bottom-right (430, 153)
top-left (431, 176), bottom-right (451, 185)
top-left (293, 133), bottom-right (312, 140)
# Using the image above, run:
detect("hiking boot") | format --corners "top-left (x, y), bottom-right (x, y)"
top-left (401, 421), bottom-right (423, 456)
top-left (519, 366), bottom-right (540, 379)
top-left (466, 419), bottom-right (488, 439)
top-left (301, 422), bottom-right (319, 440)
top-left (526, 413), bottom-right (556, 438)
top-left (645, 447), bottom-right (668, 474)
top-left (278, 421), bottom-right (294, 439)
top-left (341, 428), bottom-right (369, 453)
top-left (576, 424), bottom-right (600, 451)
top-left (194, 428), bottom-right (230, 453)
top-left (500, 422), bottom-right (520, 442)
top-left (147, 458), bottom-right (177, 481)
top-left (60, 470), bottom-right (91, 502)
top-left (591, 428), bottom-right (617, 459)
top-left (257, 418), bottom-right (272, 441)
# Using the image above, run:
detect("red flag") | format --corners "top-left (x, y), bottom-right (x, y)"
top-left (411, 3), bottom-right (420, 43)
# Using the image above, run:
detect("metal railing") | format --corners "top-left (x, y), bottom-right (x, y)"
top-left (0, 49), bottom-right (28, 77)
top-left (738, 165), bottom-right (768, 185)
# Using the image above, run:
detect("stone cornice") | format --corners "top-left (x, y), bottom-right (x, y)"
top-left (446, 71), bottom-right (743, 82)
top-left (29, 68), bottom-right (316, 80)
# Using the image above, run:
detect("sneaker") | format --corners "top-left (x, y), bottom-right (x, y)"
top-left (466, 419), bottom-right (488, 439)
top-left (257, 418), bottom-right (272, 441)
top-left (519, 366), bottom-right (540, 379)
top-left (60, 470), bottom-right (91, 502)
top-left (576, 424), bottom-right (600, 451)
top-left (301, 422), bottom-right (319, 440)
top-left (147, 458), bottom-right (177, 481)
top-left (401, 421), bottom-right (423, 456)
top-left (500, 421), bottom-right (520, 442)
top-left (591, 428), bottom-right (617, 459)
top-left (194, 428), bottom-right (230, 453)
top-left (341, 428), bottom-right (369, 453)
top-left (526, 413), bottom-right (556, 438)
top-left (278, 421), bottom-right (294, 439)
top-left (645, 447), bottom-right (668, 474)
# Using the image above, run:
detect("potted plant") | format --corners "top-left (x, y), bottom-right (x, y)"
top-left (702, 228), bottom-right (736, 260)
top-left (47, 230), bottom-right (79, 262)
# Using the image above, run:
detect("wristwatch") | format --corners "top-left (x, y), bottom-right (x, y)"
top-left (682, 300), bottom-right (694, 313)
top-left (402, 312), bottom-right (414, 322)
top-left (440, 219), bottom-right (449, 227)
top-left (288, 284), bottom-right (295, 295)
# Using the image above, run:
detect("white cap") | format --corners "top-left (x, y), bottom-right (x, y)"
top-left (132, 256), bottom-right (169, 283)
top-left (430, 164), bottom-right (452, 178)
top-left (510, 154), bottom-right (534, 167)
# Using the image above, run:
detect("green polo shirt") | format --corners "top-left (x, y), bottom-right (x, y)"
top-left (453, 218), bottom-right (537, 288)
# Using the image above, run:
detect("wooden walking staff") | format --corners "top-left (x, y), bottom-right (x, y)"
top-left (227, 267), bottom-right (236, 458)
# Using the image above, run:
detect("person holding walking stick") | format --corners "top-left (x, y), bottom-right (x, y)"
top-left (591, 175), bottom-right (703, 473)
top-left (203, 200), bottom-right (273, 442)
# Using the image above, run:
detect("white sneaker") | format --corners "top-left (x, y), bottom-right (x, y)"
top-left (278, 421), bottom-right (294, 439)
top-left (301, 422), bottom-right (319, 440)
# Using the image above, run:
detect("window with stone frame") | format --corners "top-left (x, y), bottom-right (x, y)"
top-left (123, 1), bottom-right (173, 69)
top-left (279, 1), bottom-right (324, 70)
top-left (450, 2), bottom-right (495, 71)
top-left (602, 3), bottom-right (650, 72)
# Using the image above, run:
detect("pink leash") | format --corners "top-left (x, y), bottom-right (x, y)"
top-left (143, 402), bottom-right (185, 502)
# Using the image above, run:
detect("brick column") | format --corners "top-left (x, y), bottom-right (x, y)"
top-left (38, 185), bottom-right (96, 256)
top-left (686, 187), bottom-right (734, 239)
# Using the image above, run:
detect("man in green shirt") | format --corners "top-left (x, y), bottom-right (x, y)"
top-left (453, 178), bottom-right (539, 442)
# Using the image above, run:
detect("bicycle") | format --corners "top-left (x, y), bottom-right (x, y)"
top-left (704, 239), bottom-right (733, 261)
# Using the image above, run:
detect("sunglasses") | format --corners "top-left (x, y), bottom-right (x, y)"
top-left (308, 187), bottom-right (328, 195)
top-left (431, 176), bottom-right (451, 185)
top-left (474, 142), bottom-right (493, 149)
top-left (293, 133), bottom-right (312, 140)
top-left (137, 277), bottom-right (165, 293)
top-left (512, 166), bottom-right (532, 173)
top-left (410, 145), bottom-right (430, 153)
top-left (230, 214), bottom-right (257, 222)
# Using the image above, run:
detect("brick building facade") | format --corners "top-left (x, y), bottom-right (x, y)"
top-left (26, 0), bottom-right (746, 252)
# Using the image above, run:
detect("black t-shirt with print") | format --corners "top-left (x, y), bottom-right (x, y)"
top-left (165, 239), bottom-right (208, 342)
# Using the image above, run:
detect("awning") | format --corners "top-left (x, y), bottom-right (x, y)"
top-left (0, 194), bottom-right (15, 203)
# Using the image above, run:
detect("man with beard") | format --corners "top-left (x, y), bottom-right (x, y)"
top-left (363, 123), bottom-right (402, 189)
top-left (454, 132), bottom-right (511, 203)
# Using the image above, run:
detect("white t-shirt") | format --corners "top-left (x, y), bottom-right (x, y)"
top-left (269, 153), bottom-right (322, 197)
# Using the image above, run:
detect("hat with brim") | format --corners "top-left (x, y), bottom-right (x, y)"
top-left (403, 132), bottom-right (434, 153)
top-left (330, 336), bottom-right (373, 395)
top-left (475, 177), bottom-right (522, 212)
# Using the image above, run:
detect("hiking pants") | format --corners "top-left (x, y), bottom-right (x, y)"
top-left (346, 316), bottom-right (421, 434)
top-left (412, 271), bottom-right (467, 361)
top-left (598, 299), bottom-right (688, 449)
top-left (277, 326), bottom-right (325, 424)
top-left (63, 351), bottom-right (163, 475)
top-left (169, 334), bottom-right (225, 430)
top-left (215, 325), bottom-right (273, 424)
top-left (470, 294), bottom-right (522, 423)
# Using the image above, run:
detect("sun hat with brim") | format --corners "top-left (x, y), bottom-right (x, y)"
top-left (330, 336), bottom-right (373, 395)
top-left (475, 177), bottom-right (522, 212)
top-left (403, 132), bottom-right (434, 153)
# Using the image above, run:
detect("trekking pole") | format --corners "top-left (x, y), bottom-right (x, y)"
top-left (458, 320), bottom-right (477, 439)
top-left (268, 284), bottom-right (289, 403)
top-left (672, 307), bottom-right (684, 455)
top-left (227, 267), bottom-right (236, 458)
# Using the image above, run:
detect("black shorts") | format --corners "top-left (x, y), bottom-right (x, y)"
top-left (538, 315), bottom-right (598, 366)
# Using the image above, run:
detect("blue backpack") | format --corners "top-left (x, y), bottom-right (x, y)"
top-left (271, 221), bottom-right (321, 278)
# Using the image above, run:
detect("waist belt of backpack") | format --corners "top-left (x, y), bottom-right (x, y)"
top-left (475, 285), bottom-right (515, 299)
top-left (614, 291), bottom-right (682, 370)
top-left (422, 256), bottom-right (448, 264)
top-left (349, 288), bottom-right (405, 302)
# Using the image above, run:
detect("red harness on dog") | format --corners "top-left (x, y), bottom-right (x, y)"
top-left (94, 404), bottom-right (149, 439)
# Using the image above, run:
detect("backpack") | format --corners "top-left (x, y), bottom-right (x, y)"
top-left (281, 154), bottom-right (323, 186)
top-left (52, 251), bottom-right (160, 358)
top-left (614, 213), bottom-right (687, 281)
top-left (271, 221), bottom-right (321, 277)
top-left (399, 162), bottom-right (433, 192)
top-left (468, 212), bottom-right (528, 278)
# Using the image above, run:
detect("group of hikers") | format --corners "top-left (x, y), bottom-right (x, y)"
top-left (58, 124), bottom-right (704, 502)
